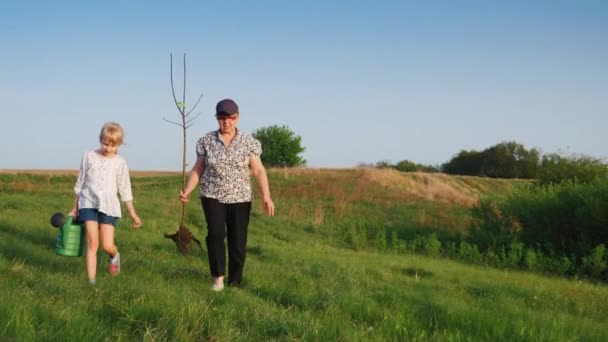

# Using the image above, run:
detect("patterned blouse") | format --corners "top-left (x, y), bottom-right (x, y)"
top-left (74, 150), bottom-right (134, 217)
top-left (196, 129), bottom-right (262, 203)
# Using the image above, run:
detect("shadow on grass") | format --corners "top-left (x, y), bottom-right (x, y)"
top-left (0, 219), bottom-right (56, 250)
top-left (159, 264), bottom-right (208, 282)
top-left (247, 245), bottom-right (278, 263)
top-left (0, 242), bottom-right (79, 275)
top-left (0, 220), bottom-right (82, 274)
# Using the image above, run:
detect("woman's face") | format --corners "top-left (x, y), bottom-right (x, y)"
top-left (217, 113), bottom-right (239, 134)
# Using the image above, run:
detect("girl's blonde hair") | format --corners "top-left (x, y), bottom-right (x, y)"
top-left (99, 122), bottom-right (124, 146)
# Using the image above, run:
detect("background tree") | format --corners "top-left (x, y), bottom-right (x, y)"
top-left (252, 125), bottom-right (306, 167)
top-left (394, 159), bottom-right (439, 173)
top-left (442, 141), bottom-right (539, 179)
top-left (375, 160), bottom-right (393, 169)
top-left (442, 150), bottom-right (485, 176)
top-left (395, 160), bottom-right (417, 172)
top-left (481, 141), bottom-right (539, 179)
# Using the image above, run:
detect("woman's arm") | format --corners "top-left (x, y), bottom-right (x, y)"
top-left (180, 157), bottom-right (205, 203)
top-left (249, 155), bottom-right (274, 216)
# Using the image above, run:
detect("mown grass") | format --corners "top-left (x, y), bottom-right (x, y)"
top-left (1, 170), bottom-right (607, 341)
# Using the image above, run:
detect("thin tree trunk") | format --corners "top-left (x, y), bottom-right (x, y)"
top-left (163, 52), bottom-right (204, 254)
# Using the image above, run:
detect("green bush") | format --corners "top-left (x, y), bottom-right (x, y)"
top-left (394, 160), bottom-right (439, 173)
top-left (458, 241), bottom-right (483, 263)
top-left (346, 225), bottom-right (367, 250)
top-left (374, 229), bottom-right (388, 251)
top-left (370, 159), bottom-right (439, 173)
top-left (581, 244), bottom-right (607, 279)
top-left (469, 198), bottom-right (521, 252)
top-left (252, 125), bottom-right (306, 167)
top-left (470, 177), bottom-right (608, 280)
top-left (538, 153), bottom-right (608, 186)
top-left (506, 242), bottom-right (524, 268)
top-left (484, 247), bottom-right (507, 268)
top-left (524, 249), bottom-right (539, 271)
top-left (421, 233), bottom-right (442, 257)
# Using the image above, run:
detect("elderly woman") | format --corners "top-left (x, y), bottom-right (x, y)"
top-left (180, 98), bottom-right (275, 291)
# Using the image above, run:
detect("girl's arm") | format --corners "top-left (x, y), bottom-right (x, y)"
top-left (249, 155), bottom-right (274, 216)
top-left (117, 159), bottom-right (141, 228)
top-left (70, 153), bottom-right (87, 216)
top-left (68, 196), bottom-right (78, 216)
top-left (125, 201), bottom-right (142, 228)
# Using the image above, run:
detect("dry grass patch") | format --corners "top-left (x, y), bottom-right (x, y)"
top-left (270, 167), bottom-right (487, 207)
top-left (358, 168), bottom-right (481, 206)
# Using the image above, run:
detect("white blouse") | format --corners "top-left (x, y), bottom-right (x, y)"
top-left (74, 150), bottom-right (134, 218)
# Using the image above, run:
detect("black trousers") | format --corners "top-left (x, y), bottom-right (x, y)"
top-left (201, 197), bottom-right (251, 285)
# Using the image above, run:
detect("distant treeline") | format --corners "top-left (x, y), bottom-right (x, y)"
top-left (368, 140), bottom-right (608, 183)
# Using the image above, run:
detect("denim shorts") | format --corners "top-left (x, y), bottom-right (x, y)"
top-left (78, 208), bottom-right (119, 227)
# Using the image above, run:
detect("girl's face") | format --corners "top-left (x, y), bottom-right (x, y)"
top-left (217, 114), bottom-right (239, 134)
top-left (100, 140), bottom-right (119, 157)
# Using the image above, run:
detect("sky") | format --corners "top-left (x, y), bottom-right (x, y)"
top-left (1, 1), bottom-right (607, 171)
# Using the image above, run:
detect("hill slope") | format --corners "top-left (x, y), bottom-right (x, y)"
top-left (1, 170), bottom-right (606, 340)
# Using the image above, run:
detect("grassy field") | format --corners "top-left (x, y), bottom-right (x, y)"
top-left (1, 170), bottom-right (607, 341)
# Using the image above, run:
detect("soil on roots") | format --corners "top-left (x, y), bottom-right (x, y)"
top-left (164, 225), bottom-right (202, 255)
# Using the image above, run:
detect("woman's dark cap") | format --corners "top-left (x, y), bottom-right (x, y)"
top-left (216, 99), bottom-right (239, 116)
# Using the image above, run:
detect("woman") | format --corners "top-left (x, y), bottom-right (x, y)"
top-left (180, 98), bottom-right (275, 291)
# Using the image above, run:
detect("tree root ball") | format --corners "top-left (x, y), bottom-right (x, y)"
top-left (164, 225), bottom-right (202, 255)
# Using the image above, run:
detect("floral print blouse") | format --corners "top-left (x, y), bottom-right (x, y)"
top-left (196, 129), bottom-right (262, 203)
top-left (74, 150), bottom-right (134, 217)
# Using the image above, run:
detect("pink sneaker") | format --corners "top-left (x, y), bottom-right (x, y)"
top-left (109, 252), bottom-right (121, 276)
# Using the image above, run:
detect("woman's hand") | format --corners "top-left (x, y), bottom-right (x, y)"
top-left (263, 196), bottom-right (275, 216)
top-left (249, 155), bottom-right (275, 217)
top-left (179, 190), bottom-right (190, 203)
top-left (180, 158), bottom-right (204, 204)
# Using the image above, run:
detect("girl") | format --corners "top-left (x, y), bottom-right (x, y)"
top-left (69, 122), bottom-right (142, 285)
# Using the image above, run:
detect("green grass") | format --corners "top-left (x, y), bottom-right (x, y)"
top-left (1, 171), bottom-right (607, 340)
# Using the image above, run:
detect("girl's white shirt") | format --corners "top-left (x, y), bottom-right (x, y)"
top-left (74, 150), bottom-right (133, 218)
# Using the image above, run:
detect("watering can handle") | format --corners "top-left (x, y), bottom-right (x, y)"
top-left (65, 216), bottom-right (74, 226)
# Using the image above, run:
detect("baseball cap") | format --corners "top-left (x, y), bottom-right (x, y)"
top-left (215, 99), bottom-right (239, 116)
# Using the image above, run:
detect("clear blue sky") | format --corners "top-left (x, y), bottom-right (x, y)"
top-left (1, 1), bottom-right (606, 171)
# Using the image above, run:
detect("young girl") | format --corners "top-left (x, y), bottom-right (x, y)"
top-left (68, 122), bottom-right (142, 285)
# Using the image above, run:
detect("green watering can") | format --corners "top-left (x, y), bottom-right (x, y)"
top-left (50, 213), bottom-right (85, 257)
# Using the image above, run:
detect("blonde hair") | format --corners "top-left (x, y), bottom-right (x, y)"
top-left (99, 122), bottom-right (124, 146)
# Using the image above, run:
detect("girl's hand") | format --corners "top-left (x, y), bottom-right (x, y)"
top-left (68, 208), bottom-right (77, 217)
top-left (131, 214), bottom-right (142, 229)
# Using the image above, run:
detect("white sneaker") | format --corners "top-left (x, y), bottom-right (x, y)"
top-left (211, 282), bottom-right (224, 291)
top-left (211, 276), bottom-right (224, 291)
